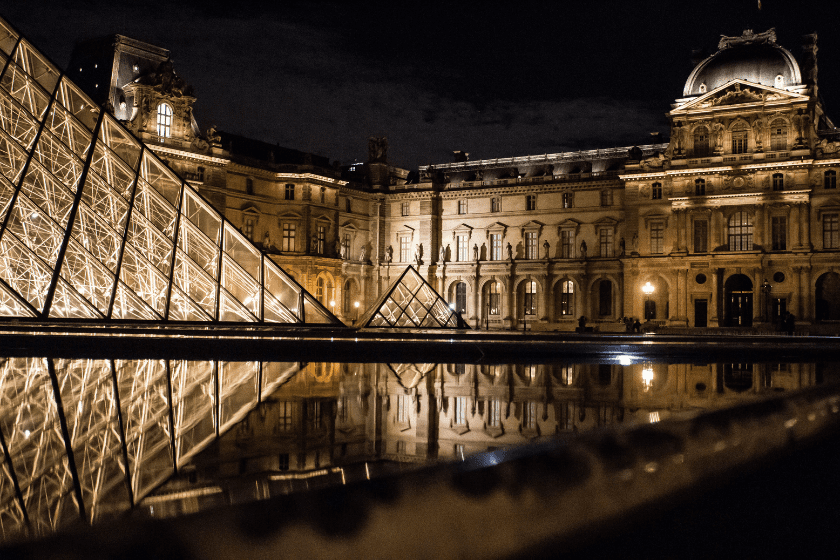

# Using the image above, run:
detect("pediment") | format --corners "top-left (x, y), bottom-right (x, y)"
top-left (452, 223), bottom-right (474, 233)
top-left (240, 204), bottom-right (260, 215)
top-left (520, 220), bottom-right (544, 229)
top-left (486, 222), bottom-right (508, 232)
top-left (674, 79), bottom-right (807, 112)
top-left (594, 216), bottom-right (619, 226)
top-left (277, 211), bottom-right (304, 220)
top-left (312, 214), bottom-right (333, 224)
top-left (558, 218), bottom-right (581, 228)
top-left (339, 221), bottom-right (359, 230)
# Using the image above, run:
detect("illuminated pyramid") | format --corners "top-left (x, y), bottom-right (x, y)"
top-left (357, 266), bottom-right (469, 328)
top-left (0, 20), bottom-right (340, 325)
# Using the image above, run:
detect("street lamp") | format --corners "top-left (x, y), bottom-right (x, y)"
top-left (642, 281), bottom-right (655, 321)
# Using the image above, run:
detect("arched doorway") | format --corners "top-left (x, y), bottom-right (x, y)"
top-left (815, 272), bottom-right (840, 321)
top-left (724, 274), bottom-right (753, 326)
top-left (450, 282), bottom-right (467, 314)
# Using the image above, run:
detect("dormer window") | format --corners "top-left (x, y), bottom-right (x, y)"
top-left (156, 103), bottom-right (173, 139)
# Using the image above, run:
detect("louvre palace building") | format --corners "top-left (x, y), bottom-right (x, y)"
top-left (18, 24), bottom-right (840, 331)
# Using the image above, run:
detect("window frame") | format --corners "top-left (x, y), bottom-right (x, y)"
top-left (284, 183), bottom-right (295, 200)
top-left (526, 194), bottom-right (536, 211)
top-left (282, 222), bottom-right (296, 252)
top-left (525, 231), bottom-right (538, 260)
top-left (458, 199), bottom-right (468, 215)
top-left (156, 102), bottom-right (173, 139)
top-left (728, 211), bottom-right (754, 252)
top-left (823, 213), bottom-right (840, 249)
top-left (695, 178), bottom-right (705, 196)
top-left (652, 182), bottom-right (662, 200)
top-left (559, 280), bottom-right (574, 316)
top-left (825, 170), bottom-right (837, 190)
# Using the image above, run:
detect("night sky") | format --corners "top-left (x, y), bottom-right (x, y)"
top-left (4, 1), bottom-right (839, 170)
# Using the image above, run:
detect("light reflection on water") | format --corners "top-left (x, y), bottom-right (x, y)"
top-left (0, 357), bottom-right (837, 542)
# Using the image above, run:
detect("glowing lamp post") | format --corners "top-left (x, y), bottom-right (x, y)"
top-left (642, 281), bottom-right (655, 321)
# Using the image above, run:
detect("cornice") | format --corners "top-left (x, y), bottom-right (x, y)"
top-left (671, 189), bottom-right (811, 209)
top-left (149, 144), bottom-right (228, 165)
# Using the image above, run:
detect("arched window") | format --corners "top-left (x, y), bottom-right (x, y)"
top-left (728, 211), bottom-right (753, 251)
top-left (487, 282), bottom-right (501, 315)
top-left (316, 277), bottom-right (325, 303)
top-left (731, 122), bottom-right (748, 154)
top-left (455, 282), bottom-right (467, 314)
top-left (772, 173), bottom-right (784, 191)
top-left (769, 119), bottom-right (787, 151)
top-left (523, 281), bottom-right (536, 316)
top-left (825, 170), bottom-right (837, 189)
top-left (559, 280), bottom-right (574, 316)
top-left (694, 126), bottom-right (710, 157)
top-left (156, 103), bottom-right (173, 138)
top-left (599, 280), bottom-right (612, 316)
top-left (695, 178), bottom-right (706, 196)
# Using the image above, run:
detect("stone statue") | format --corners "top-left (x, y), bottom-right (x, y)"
top-left (473, 243), bottom-right (479, 261)
top-left (264, 231), bottom-right (271, 249)
top-left (507, 242), bottom-right (513, 261)
top-left (816, 138), bottom-right (840, 156)
top-left (359, 245), bottom-right (367, 262)
top-left (752, 117), bottom-right (765, 151)
top-left (712, 122), bottom-right (725, 152)
top-left (631, 233), bottom-right (639, 253)
top-left (206, 126), bottom-right (221, 144)
top-left (338, 240), bottom-right (345, 259)
top-left (543, 240), bottom-right (550, 259)
top-left (414, 243), bottom-right (423, 265)
top-left (579, 240), bottom-right (587, 260)
top-left (439, 244), bottom-right (446, 263)
top-left (385, 245), bottom-right (393, 263)
top-left (368, 137), bottom-right (388, 163)
top-left (619, 237), bottom-right (625, 256)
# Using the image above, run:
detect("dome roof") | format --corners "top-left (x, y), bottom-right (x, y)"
top-left (683, 29), bottom-right (802, 97)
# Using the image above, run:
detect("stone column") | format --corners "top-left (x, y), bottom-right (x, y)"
top-left (753, 268), bottom-right (763, 324)
top-left (501, 275), bottom-right (513, 330)
top-left (801, 202), bottom-right (812, 250)
top-left (711, 209), bottom-right (722, 249)
top-left (616, 273), bottom-right (624, 320)
top-left (678, 268), bottom-right (688, 324)
top-left (792, 204), bottom-right (802, 248)
top-left (763, 204), bottom-right (771, 251)
top-left (469, 274), bottom-right (479, 328)
top-left (539, 273), bottom-right (549, 322)
top-left (710, 268), bottom-right (720, 327)
top-left (800, 266), bottom-right (811, 321)
top-left (676, 210), bottom-right (687, 253)
top-left (578, 274), bottom-right (589, 321)
top-left (792, 265), bottom-right (802, 318)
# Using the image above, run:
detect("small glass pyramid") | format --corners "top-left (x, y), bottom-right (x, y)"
top-left (357, 266), bottom-right (469, 328)
top-left (0, 19), bottom-right (340, 325)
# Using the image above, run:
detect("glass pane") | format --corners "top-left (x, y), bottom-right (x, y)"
top-left (223, 222), bottom-right (260, 281)
top-left (58, 237), bottom-right (114, 315)
top-left (72, 204), bottom-right (123, 273)
top-left (0, 175), bottom-right (16, 225)
top-left (263, 259), bottom-right (299, 313)
top-left (0, 127), bottom-right (29, 183)
top-left (183, 188), bottom-right (221, 244)
top-left (111, 282), bottom-right (159, 320)
top-left (46, 103), bottom-right (92, 159)
top-left (0, 19), bottom-right (18, 56)
top-left (49, 277), bottom-right (101, 319)
top-left (173, 249), bottom-right (216, 318)
top-left (261, 362), bottom-right (301, 395)
top-left (5, 191), bottom-right (65, 267)
top-left (218, 361), bottom-right (258, 431)
top-left (178, 219), bottom-right (218, 279)
top-left (98, 114), bottom-right (141, 170)
top-left (55, 77), bottom-right (99, 132)
top-left (18, 161), bottom-right (75, 230)
top-left (0, 90), bottom-right (39, 149)
top-left (263, 290), bottom-right (297, 323)
top-left (140, 151), bottom-right (181, 207)
top-left (80, 170), bottom-right (131, 234)
top-left (218, 289), bottom-right (256, 322)
top-left (118, 244), bottom-right (168, 316)
top-left (0, 60), bottom-right (50, 122)
top-left (0, 280), bottom-right (35, 317)
top-left (302, 293), bottom-right (334, 324)
top-left (126, 211), bottom-right (174, 277)
top-left (167, 285), bottom-right (211, 322)
top-left (15, 40), bottom-right (60, 94)
top-left (171, 360), bottom-right (216, 466)
top-left (133, 179), bottom-right (176, 240)
top-left (0, 232), bottom-right (52, 312)
top-left (221, 256), bottom-right (259, 316)
top-left (89, 143), bottom-right (137, 202)
top-left (33, 128), bottom-right (84, 193)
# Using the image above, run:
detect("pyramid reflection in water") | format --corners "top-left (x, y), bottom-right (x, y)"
top-left (0, 19), bottom-right (339, 325)
top-left (357, 266), bottom-right (468, 328)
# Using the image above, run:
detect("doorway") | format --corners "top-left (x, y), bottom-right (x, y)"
top-left (724, 274), bottom-right (753, 327)
top-left (694, 299), bottom-right (708, 327)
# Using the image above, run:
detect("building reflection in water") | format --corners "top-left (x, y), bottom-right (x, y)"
top-left (0, 357), bottom-right (835, 543)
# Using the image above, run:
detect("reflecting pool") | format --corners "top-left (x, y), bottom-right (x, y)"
top-left (1, 354), bottom-right (837, 543)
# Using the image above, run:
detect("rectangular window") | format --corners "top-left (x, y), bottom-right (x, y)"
top-left (600, 190), bottom-right (612, 206)
top-left (399, 235), bottom-right (411, 262)
top-left (523, 402), bottom-right (537, 430)
top-left (454, 397), bottom-right (467, 425)
top-left (285, 184), bottom-right (295, 200)
top-left (196, 166), bottom-right (205, 182)
top-left (491, 197), bottom-right (501, 212)
top-left (561, 230), bottom-right (575, 259)
top-left (772, 216), bottom-right (787, 251)
top-left (526, 195), bottom-right (536, 211)
top-left (824, 213), bottom-right (840, 249)
top-left (652, 182), bottom-right (662, 200)
top-left (525, 232), bottom-right (538, 259)
top-left (282, 223), bottom-right (296, 251)
top-left (488, 284), bottom-right (500, 315)
top-left (317, 226), bottom-right (325, 254)
top-left (320, 187), bottom-right (326, 204)
top-left (457, 235), bottom-right (468, 262)
top-left (242, 217), bottom-right (255, 240)
top-left (599, 228), bottom-right (614, 258)
top-left (343, 232), bottom-right (351, 257)
top-left (488, 399), bottom-right (501, 427)
top-left (693, 219), bottom-right (708, 253)
top-left (277, 402), bottom-right (294, 431)
top-left (524, 283), bottom-right (536, 315)
top-left (458, 199), bottom-right (467, 214)
top-left (397, 395), bottom-right (409, 423)
top-left (650, 223), bottom-right (664, 254)
top-left (772, 174), bottom-right (784, 191)
top-left (401, 201), bottom-right (409, 216)
top-left (732, 131), bottom-right (748, 154)
top-left (562, 192), bottom-right (573, 209)
top-left (490, 234), bottom-right (502, 261)
top-left (308, 401), bottom-right (321, 430)
top-left (826, 170), bottom-right (837, 190)
top-left (346, 198), bottom-right (352, 212)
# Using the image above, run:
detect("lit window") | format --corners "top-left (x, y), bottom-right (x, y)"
top-left (282, 223), bottom-right (296, 251)
top-left (242, 217), bottom-right (255, 240)
top-left (728, 211), bottom-right (753, 251)
top-left (285, 184), bottom-right (295, 200)
top-left (491, 197), bottom-right (501, 213)
top-left (562, 192), bottom-right (573, 209)
top-left (156, 103), bottom-right (173, 139)
top-left (488, 399), bottom-right (501, 427)
top-left (487, 282), bottom-right (501, 315)
top-left (731, 123), bottom-right (748, 154)
top-left (772, 173), bottom-right (784, 191)
top-left (343, 233), bottom-right (351, 258)
top-left (525, 232), bottom-right (538, 260)
top-left (316, 277), bottom-right (325, 302)
top-left (399, 235), bottom-right (411, 262)
top-left (559, 280), bottom-right (574, 316)
top-left (456, 235), bottom-right (468, 262)
top-left (823, 213), bottom-right (840, 249)
top-left (599, 228), bottom-right (614, 257)
top-left (401, 201), bottom-right (409, 216)
top-left (523, 281), bottom-right (536, 315)
top-left (560, 365), bottom-right (574, 386)
top-left (490, 234), bottom-right (502, 261)
top-left (770, 119), bottom-right (787, 151)
top-left (825, 170), bottom-right (836, 189)
top-left (695, 178), bottom-right (705, 196)
top-left (652, 182), bottom-right (662, 200)
top-left (772, 216), bottom-right (787, 251)
top-left (458, 199), bottom-right (467, 214)
top-left (561, 230), bottom-right (575, 259)
top-left (526, 195), bottom-right (536, 211)
top-left (650, 223), bottom-right (664, 254)
top-left (454, 397), bottom-right (467, 425)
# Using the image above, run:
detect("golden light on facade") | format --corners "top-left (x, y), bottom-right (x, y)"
top-left (642, 365), bottom-right (654, 391)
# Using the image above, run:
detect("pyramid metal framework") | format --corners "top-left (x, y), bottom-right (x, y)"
top-left (357, 266), bottom-right (469, 328)
top-left (0, 356), bottom-right (303, 541)
top-left (0, 19), bottom-right (340, 325)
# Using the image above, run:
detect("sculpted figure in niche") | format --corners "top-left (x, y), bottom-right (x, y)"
top-left (752, 118), bottom-right (764, 151)
top-left (385, 245), bottom-right (393, 263)
top-left (414, 244), bottom-right (423, 265)
top-left (543, 240), bottom-right (550, 259)
top-left (619, 237), bottom-right (625, 257)
top-left (579, 240), bottom-right (587, 260)
top-left (473, 243), bottom-right (479, 261)
top-left (507, 242), bottom-right (513, 261)
top-left (439, 244), bottom-right (446, 263)
top-left (712, 122), bottom-right (725, 153)
top-left (631, 233), bottom-right (639, 253)
top-left (359, 245), bottom-right (367, 262)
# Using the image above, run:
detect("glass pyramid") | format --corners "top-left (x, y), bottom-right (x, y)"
top-left (357, 266), bottom-right (469, 328)
top-left (0, 19), bottom-right (340, 325)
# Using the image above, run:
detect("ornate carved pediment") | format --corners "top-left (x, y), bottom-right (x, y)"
top-left (674, 80), bottom-right (805, 113)
top-left (718, 28), bottom-right (777, 50)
